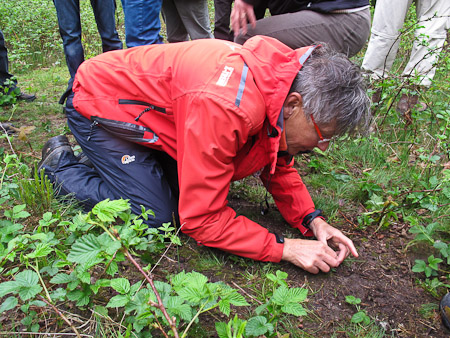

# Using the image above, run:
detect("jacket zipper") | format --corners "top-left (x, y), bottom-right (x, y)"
top-left (118, 99), bottom-right (166, 122)
top-left (87, 120), bottom-right (98, 141)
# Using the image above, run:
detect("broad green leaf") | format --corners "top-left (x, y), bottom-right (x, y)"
top-left (106, 261), bottom-right (119, 276)
top-left (226, 290), bottom-right (249, 307)
top-left (215, 322), bottom-right (229, 338)
top-left (218, 299), bottom-right (231, 316)
top-left (107, 294), bottom-right (130, 308)
top-left (15, 270), bottom-right (42, 301)
top-left (50, 273), bottom-right (77, 284)
top-left (351, 311), bottom-right (367, 324)
top-left (67, 234), bottom-right (102, 263)
top-left (0, 281), bottom-right (19, 297)
top-left (288, 287), bottom-right (308, 303)
top-left (281, 303), bottom-right (307, 316)
top-left (92, 199), bottom-right (131, 223)
top-left (272, 285), bottom-right (289, 305)
top-left (0, 296), bottom-right (18, 313)
top-left (26, 243), bottom-right (53, 259)
top-left (245, 316), bottom-right (273, 337)
top-left (167, 296), bottom-right (192, 321)
top-left (111, 278), bottom-right (131, 295)
top-left (177, 286), bottom-right (206, 303)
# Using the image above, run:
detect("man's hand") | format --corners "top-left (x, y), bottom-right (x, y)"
top-left (231, 0), bottom-right (256, 36)
top-left (281, 219), bottom-right (358, 273)
top-left (310, 218), bottom-right (359, 265)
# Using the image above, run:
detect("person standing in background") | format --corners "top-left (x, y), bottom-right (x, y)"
top-left (362, 0), bottom-right (449, 110)
top-left (162, 0), bottom-right (214, 42)
top-left (121, 0), bottom-right (164, 47)
top-left (231, 0), bottom-right (371, 58)
top-left (53, 0), bottom-right (122, 103)
top-left (0, 28), bottom-right (36, 102)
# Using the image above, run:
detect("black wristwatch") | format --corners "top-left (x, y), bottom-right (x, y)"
top-left (302, 209), bottom-right (323, 229)
top-left (274, 233), bottom-right (284, 244)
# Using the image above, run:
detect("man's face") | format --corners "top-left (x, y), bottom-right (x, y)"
top-left (283, 93), bottom-right (335, 155)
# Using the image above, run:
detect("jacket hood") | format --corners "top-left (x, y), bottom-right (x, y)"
top-left (240, 36), bottom-right (315, 131)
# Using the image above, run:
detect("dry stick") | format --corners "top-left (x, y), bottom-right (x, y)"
top-left (231, 281), bottom-right (262, 305)
top-left (122, 246), bottom-right (179, 338)
top-left (0, 124), bottom-right (16, 156)
top-left (39, 296), bottom-right (82, 338)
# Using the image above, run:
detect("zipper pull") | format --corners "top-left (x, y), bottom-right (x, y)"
top-left (87, 120), bottom-right (98, 141)
top-left (135, 106), bottom-right (153, 122)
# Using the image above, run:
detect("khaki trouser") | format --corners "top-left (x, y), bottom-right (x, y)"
top-left (234, 8), bottom-right (371, 58)
top-left (362, 0), bottom-right (450, 87)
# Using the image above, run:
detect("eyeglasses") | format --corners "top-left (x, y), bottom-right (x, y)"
top-left (310, 115), bottom-right (332, 144)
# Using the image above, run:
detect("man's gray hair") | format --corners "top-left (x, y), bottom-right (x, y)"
top-left (290, 44), bottom-right (371, 135)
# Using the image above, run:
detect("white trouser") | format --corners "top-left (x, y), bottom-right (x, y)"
top-left (362, 0), bottom-right (449, 86)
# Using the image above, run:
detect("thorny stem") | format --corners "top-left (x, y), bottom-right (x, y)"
top-left (110, 229), bottom-right (179, 338)
top-left (39, 296), bottom-right (82, 338)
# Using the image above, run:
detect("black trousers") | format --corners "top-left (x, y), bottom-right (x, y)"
top-left (44, 94), bottom-right (179, 227)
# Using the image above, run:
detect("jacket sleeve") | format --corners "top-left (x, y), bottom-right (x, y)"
top-left (260, 156), bottom-right (315, 237)
top-left (175, 93), bottom-right (284, 263)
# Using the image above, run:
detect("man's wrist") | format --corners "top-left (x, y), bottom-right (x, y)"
top-left (302, 209), bottom-right (323, 229)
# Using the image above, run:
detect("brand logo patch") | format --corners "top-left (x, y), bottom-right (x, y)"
top-left (121, 155), bottom-right (135, 164)
top-left (216, 66), bottom-right (234, 87)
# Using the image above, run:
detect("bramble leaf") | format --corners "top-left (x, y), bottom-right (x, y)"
top-left (67, 234), bottom-right (102, 263)
top-left (111, 278), bottom-right (131, 295)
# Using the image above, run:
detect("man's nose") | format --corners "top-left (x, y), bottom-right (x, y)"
top-left (316, 141), bottom-right (330, 151)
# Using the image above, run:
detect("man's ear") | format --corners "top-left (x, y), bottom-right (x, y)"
top-left (283, 92), bottom-right (303, 119)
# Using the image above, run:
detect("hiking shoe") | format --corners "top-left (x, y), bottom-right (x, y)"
top-left (17, 92), bottom-right (36, 102)
top-left (440, 292), bottom-right (450, 331)
top-left (38, 135), bottom-right (73, 171)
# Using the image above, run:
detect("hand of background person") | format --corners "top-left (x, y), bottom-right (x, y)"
top-left (231, 0), bottom-right (256, 36)
top-left (281, 219), bottom-right (358, 273)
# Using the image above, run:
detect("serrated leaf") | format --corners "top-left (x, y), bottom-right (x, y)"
top-left (226, 290), bottom-right (249, 307)
top-left (281, 303), bottom-right (307, 316)
top-left (15, 270), bottom-right (42, 301)
top-left (245, 316), bottom-right (273, 337)
top-left (215, 322), bottom-right (229, 338)
top-left (0, 296), bottom-right (18, 313)
top-left (0, 281), bottom-right (19, 297)
top-left (107, 294), bottom-right (130, 308)
top-left (288, 287), bottom-right (308, 303)
top-left (177, 286), bottom-right (205, 303)
top-left (92, 199), bottom-right (131, 223)
top-left (50, 273), bottom-right (77, 284)
top-left (106, 260), bottom-right (119, 276)
top-left (111, 278), bottom-right (131, 295)
top-left (218, 299), bottom-right (231, 316)
top-left (272, 285), bottom-right (289, 305)
top-left (167, 296), bottom-right (192, 321)
top-left (67, 234), bottom-right (102, 263)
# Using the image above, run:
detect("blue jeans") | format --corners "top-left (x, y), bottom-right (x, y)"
top-left (53, 0), bottom-right (122, 82)
top-left (120, 0), bottom-right (163, 47)
top-left (0, 29), bottom-right (16, 89)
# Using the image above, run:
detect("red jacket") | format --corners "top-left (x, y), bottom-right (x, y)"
top-left (72, 36), bottom-right (316, 263)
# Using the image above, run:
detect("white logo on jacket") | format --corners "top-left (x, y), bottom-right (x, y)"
top-left (216, 66), bottom-right (234, 87)
top-left (121, 155), bottom-right (135, 164)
